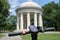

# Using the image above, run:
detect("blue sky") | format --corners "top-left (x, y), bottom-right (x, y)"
top-left (8, 0), bottom-right (59, 15)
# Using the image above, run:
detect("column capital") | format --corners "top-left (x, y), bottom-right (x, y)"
top-left (35, 11), bottom-right (38, 13)
top-left (27, 12), bottom-right (30, 13)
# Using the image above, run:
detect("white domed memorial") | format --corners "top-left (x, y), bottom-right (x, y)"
top-left (16, 0), bottom-right (43, 31)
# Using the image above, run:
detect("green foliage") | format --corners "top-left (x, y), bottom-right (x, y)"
top-left (6, 15), bottom-right (17, 31)
top-left (0, 0), bottom-right (10, 30)
top-left (43, 2), bottom-right (60, 31)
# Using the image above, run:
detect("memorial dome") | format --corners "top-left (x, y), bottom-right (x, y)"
top-left (19, 1), bottom-right (41, 8)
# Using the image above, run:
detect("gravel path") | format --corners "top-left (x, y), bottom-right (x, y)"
top-left (0, 33), bottom-right (22, 40)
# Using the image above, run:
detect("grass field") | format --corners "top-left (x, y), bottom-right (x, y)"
top-left (0, 33), bottom-right (4, 38)
top-left (21, 34), bottom-right (60, 40)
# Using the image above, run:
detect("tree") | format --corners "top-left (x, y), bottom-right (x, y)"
top-left (0, 0), bottom-right (10, 30)
top-left (6, 15), bottom-right (17, 31)
top-left (42, 2), bottom-right (60, 31)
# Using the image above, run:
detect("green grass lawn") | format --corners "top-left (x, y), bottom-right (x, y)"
top-left (21, 34), bottom-right (60, 40)
top-left (0, 33), bottom-right (4, 38)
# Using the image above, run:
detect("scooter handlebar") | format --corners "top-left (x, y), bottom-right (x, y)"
top-left (8, 30), bottom-right (30, 37)
top-left (8, 26), bottom-right (55, 37)
top-left (8, 31), bottom-right (22, 36)
top-left (44, 27), bottom-right (55, 31)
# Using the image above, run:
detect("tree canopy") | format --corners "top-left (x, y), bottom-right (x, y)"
top-left (43, 2), bottom-right (60, 31)
top-left (6, 15), bottom-right (16, 30)
top-left (0, 0), bottom-right (10, 30)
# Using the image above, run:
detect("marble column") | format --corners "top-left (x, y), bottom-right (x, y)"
top-left (34, 13), bottom-right (37, 27)
top-left (20, 13), bottom-right (23, 30)
top-left (39, 12), bottom-right (44, 31)
top-left (17, 15), bottom-right (19, 30)
top-left (27, 13), bottom-right (30, 30)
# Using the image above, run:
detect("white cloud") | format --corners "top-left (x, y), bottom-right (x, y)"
top-left (11, 5), bottom-right (16, 8)
top-left (13, 0), bottom-right (18, 4)
top-left (9, 9), bottom-right (14, 12)
top-left (8, 0), bottom-right (27, 15)
top-left (8, 0), bottom-right (18, 8)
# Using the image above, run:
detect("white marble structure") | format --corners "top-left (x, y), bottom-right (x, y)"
top-left (16, 0), bottom-right (43, 31)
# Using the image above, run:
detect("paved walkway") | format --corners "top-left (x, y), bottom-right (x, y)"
top-left (0, 33), bottom-right (22, 40)
top-left (39, 31), bottom-right (60, 34)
